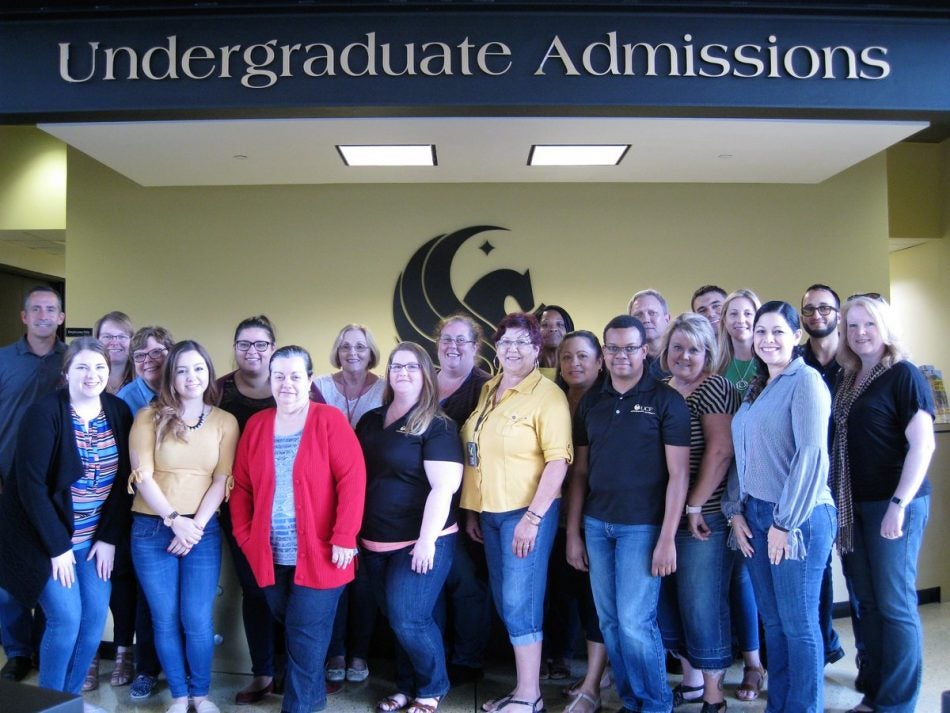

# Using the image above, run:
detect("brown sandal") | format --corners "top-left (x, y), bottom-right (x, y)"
top-left (408, 696), bottom-right (443, 713)
top-left (736, 665), bottom-right (765, 701)
top-left (82, 654), bottom-right (100, 692)
top-left (111, 647), bottom-right (134, 687)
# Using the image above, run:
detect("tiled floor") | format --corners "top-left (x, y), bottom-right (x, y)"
top-left (5, 602), bottom-right (949, 712)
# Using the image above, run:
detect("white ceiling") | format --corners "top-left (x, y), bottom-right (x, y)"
top-left (39, 116), bottom-right (928, 187)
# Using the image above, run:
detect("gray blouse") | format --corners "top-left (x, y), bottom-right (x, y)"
top-left (726, 358), bottom-right (834, 559)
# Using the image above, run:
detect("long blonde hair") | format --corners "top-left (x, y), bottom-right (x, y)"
top-left (714, 288), bottom-right (762, 375)
top-left (383, 342), bottom-right (447, 436)
top-left (836, 296), bottom-right (907, 373)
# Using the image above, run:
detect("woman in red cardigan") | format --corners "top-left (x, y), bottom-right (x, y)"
top-left (230, 345), bottom-right (366, 713)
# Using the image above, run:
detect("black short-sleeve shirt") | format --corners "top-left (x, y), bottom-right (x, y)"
top-left (574, 375), bottom-right (690, 525)
top-left (845, 361), bottom-right (935, 502)
top-left (440, 368), bottom-right (491, 427)
top-left (356, 407), bottom-right (464, 543)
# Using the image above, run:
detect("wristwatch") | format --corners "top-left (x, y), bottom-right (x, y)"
top-left (163, 510), bottom-right (180, 527)
top-left (685, 504), bottom-right (703, 515)
top-left (890, 496), bottom-right (905, 508)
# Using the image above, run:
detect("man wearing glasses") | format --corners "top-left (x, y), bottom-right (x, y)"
top-left (800, 284), bottom-right (865, 677)
top-left (566, 315), bottom-right (690, 713)
top-left (0, 285), bottom-right (66, 682)
top-left (801, 284), bottom-right (843, 391)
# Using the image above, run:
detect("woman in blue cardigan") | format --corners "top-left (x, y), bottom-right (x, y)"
top-left (0, 337), bottom-right (133, 713)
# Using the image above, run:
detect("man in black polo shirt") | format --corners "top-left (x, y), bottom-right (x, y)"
top-left (566, 315), bottom-right (690, 713)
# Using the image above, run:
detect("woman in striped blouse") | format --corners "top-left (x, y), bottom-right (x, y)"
top-left (0, 337), bottom-right (133, 713)
top-left (657, 314), bottom-right (740, 713)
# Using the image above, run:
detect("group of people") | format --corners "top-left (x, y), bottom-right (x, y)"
top-left (0, 281), bottom-right (935, 713)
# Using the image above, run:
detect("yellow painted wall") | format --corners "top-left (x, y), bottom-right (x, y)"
top-left (0, 126), bottom-right (66, 231)
top-left (66, 147), bottom-right (890, 373)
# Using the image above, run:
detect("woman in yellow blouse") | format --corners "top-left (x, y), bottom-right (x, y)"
top-left (461, 312), bottom-right (573, 713)
top-left (128, 341), bottom-right (239, 713)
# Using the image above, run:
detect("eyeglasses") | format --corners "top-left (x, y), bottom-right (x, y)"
top-left (340, 343), bottom-right (368, 353)
top-left (603, 344), bottom-right (643, 355)
top-left (99, 333), bottom-right (130, 343)
top-left (389, 362), bottom-right (422, 373)
top-left (496, 338), bottom-right (535, 350)
top-left (847, 292), bottom-right (884, 302)
top-left (438, 336), bottom-right (475, 346)
top-left (235, 340), bottom-right (273, 352)
top-left (132, 347), bottom-right (167, 363)
top-left (801, 305), bottom-right (838, 317)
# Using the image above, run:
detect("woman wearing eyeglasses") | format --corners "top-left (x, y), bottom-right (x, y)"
top-left (832, 295), bottom-right (935, 713)
top-left (95, 311), bottom-right (135, 396)
top-left (117, 326), bottom-right (175, 416)
top-left (433, 315), bottom-right (492, 684)
top-left (312, 323), bottom-right (386, 428)
top-left (115, 325), bottom-right (175, 700)
top-left (356, 342), bottom-right (463, 713)
top-left (316, 323), bottom-right (384, 684)
top-left (461, 312), bottom-right (572, 713)
top-left (216, 316), bottom-right (283, 705)
top-left (231, 345), bottom-right (366, 713)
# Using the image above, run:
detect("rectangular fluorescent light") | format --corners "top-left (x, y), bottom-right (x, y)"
top-left (337, 144), bottom-right (436, 167)
top-left (528, 144), bottom-right (629, 166)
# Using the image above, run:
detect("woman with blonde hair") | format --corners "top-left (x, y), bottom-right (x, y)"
top-left (94, 311), bottom-right (135, 396)
top-left (316, 323), bottom-right (385, 684)
top-left (713, 289), bottom-right (766, 702)
top-left (715, 289), bottom-right (762, 399)
top-left (833, 295), bottom-right (935, 713)
top-left (128, 340), bottom-right (239, 713)
top-left (312, 323), bottom-right (385, 428)
top-left (656, 314), bottom-right (739, 712)
top-left (357, 342), bottom-right (463, 713)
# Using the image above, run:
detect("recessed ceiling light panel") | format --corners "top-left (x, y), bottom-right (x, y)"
top-left (337, 144), bottom-right (436, 167)
top-left (528, 144), bottom-right (629, 167)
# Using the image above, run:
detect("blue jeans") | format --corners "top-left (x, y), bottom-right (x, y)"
top-left (659, 513), bottom-right (733, 670)
top-left (584, 516), bottom-right (671, 713)
top-left (481, 503), bottom-right (559, 646)
top-left (37, 549), bottom-right (112, 694)
top-left (843, 496), bottom-right (928, 713)
top-left (744, 497), bottom-right (835, 713)
top-left (328, 561), bottom-right (376, 660)
top-left (819, 552), bottom-right (844, 659)
top-left (729, 558), bottom-right (759, 652)
top-left (363, 535), bottom-right (454, 698)
top-left (131, 513), bottom-right (221, 699)
top-left (0, 585), bottom-right (34, 659)
top-left (435, 530), bottom-right (492, 668)
top-left (220, 503), bottom-right (283, 677)
top-left (263, 566), bottom-right (342, 713)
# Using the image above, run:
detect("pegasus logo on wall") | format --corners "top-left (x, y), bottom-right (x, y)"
top-left (393, 225), bottom-right (537, 371)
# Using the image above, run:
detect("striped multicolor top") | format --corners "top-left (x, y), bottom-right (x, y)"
top-left (70, 408), bottom-right (119, 551)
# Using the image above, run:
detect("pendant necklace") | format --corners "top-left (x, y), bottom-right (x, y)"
top-left (733, 358), bottom-right (756, 392)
